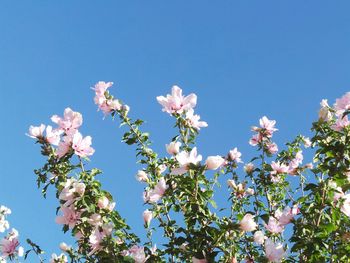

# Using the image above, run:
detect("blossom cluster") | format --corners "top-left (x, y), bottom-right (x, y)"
top-left (0, 206), bottom-right (24, 262)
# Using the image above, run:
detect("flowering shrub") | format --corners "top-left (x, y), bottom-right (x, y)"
top-left (13, 82), bottom-right (350, 262)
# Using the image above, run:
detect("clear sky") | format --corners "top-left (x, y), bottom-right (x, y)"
top-left (1, 1), bottom-right (350, 259)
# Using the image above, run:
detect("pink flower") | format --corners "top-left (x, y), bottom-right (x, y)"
top-left (228, 148), bottom-right (242, 163)
top-left (185, 109), bottom-right (208, 130)
top-left (264, 217), bottom-right (284, 234)
top-left (332, 115), bottom-right (350, 131)
top-left (166, 141), bottom-right (181, 155)
top-left (205, 155), bottom-right (225, 170)
top-left (126, 245), bottom-right (148, 263)
top-left (51, 108), bottom-right (83, 135)
top-left (93, 81), bottom-right (113, 97)
top-left (0, 229), bottom-right (23, 259)
top-left (264, 238), bottom-right (285, 263)
top-left (288, 151), bottom-right (303, 173)
top-left (56, 135), bottom-right (72, 158)
top-left (334, 92), bottom-right (350, 115)
top-left (276, 206), bottom-right (298, 226)
top-left (147, 178), bottom-right (168, 203)
top-left (239, 214), bottom-right (257, 232)
top-left (55, 206), bottom-right (80, 229)
top-left (270, 162), bottom-right (289, 175)
top-left (249, 133), bottom-right (263, 146)
top-left (98, 196), bottom-right (110, 209)
top-left (136, 170), bottom-right (149, 182)
top-left (303, 137), bottom-right (312, 148)
top-left (266, 142), bottom-right (278, 154)
top-left (156, 85), bottom-right (197, 114)
top-left (259, 116), bottom-right (278, 137)
top-left (244, 163), bottom-right (255, 174)
top-left (171, 147), bottom-right (202, 175)
top-left (254, 230), bottom-right (265, 245)
top-left (27, 124), bottom-right (45, 139)
top-left (72, 132), bottom-right (95, 158)
top-left (45, 126), bottom-right (63, 146)
top-left (143, 209), bottom-right (153, 226)
top-left (50, 253), bottom-right (68, 263)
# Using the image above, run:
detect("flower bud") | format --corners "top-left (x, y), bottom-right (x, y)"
top-left (143, 209), bottom-right (153, 227)
top-left (205, 156), bottom-right (225, 170)
top-left (166, 141), bottom-right (181, 155)
top-left (136, 170), bottom-right (148, 182)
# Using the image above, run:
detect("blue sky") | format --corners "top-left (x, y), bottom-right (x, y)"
top-left (1, 1), bottom-right (350, 259)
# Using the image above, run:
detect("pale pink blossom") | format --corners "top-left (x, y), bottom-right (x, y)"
top-left (185, 109), bottom-right (208, 130)
top-left (56, 135), bottom-right (72, 158)
top-left (136, 170), bottom-right (149, 182)
top-left (264, 238), bottom-right (285, 263)
top-left (72, 132), bottom-right (95, 158)
top-left (270, 162), bottom-right (289, 175)
top-left (332, 115), bottom-right (350, 131)
top-left (249, 133), bottom-right (263, 146)
top-left (27, 124), bottom-right (45, 138)
top-left (288, 151), bottom-right (303, 173)
top-left (125, 245), bottom-right (148, 263)
top-left (45, 125), bottom-right (63, 146)
top-left (88, 214), bottom-right (103, 226)
top-left (244, 163), bottom-right (255, 174)
top-left (303, 137), bottom-right (312, 148)
top-left (146, 178), bottom-right (168, 203)
top-left (156, 85), bottom-right (197, 114)
top-left (266, 142), bottom-right (278, 154)
top-left (171, 147), bottom-right (202, 175)
top-left (264, 217), bottom-right (284, 234)
top-left (239, 214), bottom-right (257, 232)
top-left (55, 206), bottom-right (81, 229)
top-left (50, 253), bottom-right (68, 263)
top-left (143, 209), bottom-right (153, 226)
top-left (93, 81), bottom-right (113, 97)
top-left (0, 229), bottom-right (23, 259)
top-left (228, 148), bottom-right (242, 163)
top-left (319, 99), bottom-right (332, 121)
top-left (254, 230), bottom-right (265, 245)
top-left (166, 141), bottom-right (181, 155)
top-left (97, 196), bottom-right (110, 209)
top-left (59, 242), bottom-right (70, 252)
top-left (276, 205), bottom-right (298, 226)
top-left (205, 155), bottom-right (225, 170)
top-left (259, 116), bottom-right (278, 137)
top-left (334, 92), bottom-right (350, 115)
top-left (51, 108), bottom-right (83, 135)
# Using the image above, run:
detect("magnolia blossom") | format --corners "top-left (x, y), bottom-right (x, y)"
top-left (143, 209), bottom-right (153, 226)
top-left (146, 178), bottom-right (168, 203)
top-left (0, 229), bottom-right (23, 259)
top-left (59, 242), bottom-right (70, 252)
top-left (185, 109), bottom-right (208, 130)
top-left (51, 108), bottom-right (83, 135)
top-left (55, 206), bottom-right (81, 229)
top-left (275, 205), bottom-right (299, 226)
top-left (27, 124), bottom-right (45, 138)
top-left (319, 99), bottom-right (332, 121)
top-left (72, 132), bottom-right (95, 158)
top-left (266, 142), bottom-right (278, 154)
top-left (265, 238), bottom-right (285, 263)
top-left (136, 170), bottom-right (149, 182)
top-left (156, 85), bottom-right (197, 114)
top-left (332, 115), bottom-right (350, 131)
top-left (205, 155), bottom-right (225, 170)
top-left (249, 133), bottom-right (263, 146)
top-left (334, 92), bottom-right (350, 115)
top-left (166, 141), bottom-right (181, 155)
top-left (228, 148), bottom-right (242, 163)
top-left (171, 147), bottom-right (202, 175)
top-left (50, 253), bottom-right (68, 263)
top-left (239, 214), bottom-right (257, 232)
top-left (59, 179), bottom-right (85, 207)
top-left (259, 116), bottom-right (278, 136)
top-left (264, 217), bottom-right (284, 234)
top-left (56, 135), bottom-right (72, 158)
top-left (271, 162), bottom-right (288, 175)
top-left (244, 163), bottom-right (255, 174)
top-left (254, 230), bottom-right (265, 245)
top-left (124, 245), bottom-right (148, 263)
top-left (45, 125), bottom-right (63, 146)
